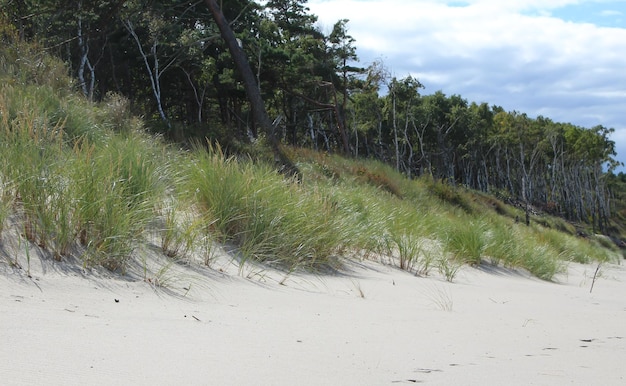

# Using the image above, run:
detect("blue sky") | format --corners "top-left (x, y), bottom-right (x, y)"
top-left (548, 2), bottom-right (625, 27)
top-left (308, 0), bottom-right (626, 170)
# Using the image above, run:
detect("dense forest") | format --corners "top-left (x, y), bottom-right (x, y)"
top-left (2, 0), bottom-right (622, 234)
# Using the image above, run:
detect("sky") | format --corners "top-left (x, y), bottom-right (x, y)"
top-left (307, 0), bottom-right (626, 170)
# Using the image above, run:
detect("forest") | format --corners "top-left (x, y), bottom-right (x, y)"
top-left (2, 0), bottom-right (623, 234)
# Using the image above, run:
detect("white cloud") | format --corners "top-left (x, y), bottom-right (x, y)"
top-left (308, 0), bottom-right (626, 167)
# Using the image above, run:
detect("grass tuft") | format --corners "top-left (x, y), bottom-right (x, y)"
top-left (446, 219), bottom-right (488, 265)
top-left (187, 143), bottom-right (351, 270)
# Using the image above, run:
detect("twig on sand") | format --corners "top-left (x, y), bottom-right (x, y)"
top-left (590, 263), bottom-right (601, 293)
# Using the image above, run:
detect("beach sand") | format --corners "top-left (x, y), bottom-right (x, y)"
top-left (2, 249), bottom-right (625, 385)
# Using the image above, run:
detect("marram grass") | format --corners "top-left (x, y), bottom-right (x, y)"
top-left (0, 35), bottom-right (621, 278)
top-left (187, 144), bottom-right (354, 270)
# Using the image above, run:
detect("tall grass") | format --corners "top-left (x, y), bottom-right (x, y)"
top-left (0, 111), bottom-right (168, 269)
top-left (294, 153), bottom-right (589, 281)
top-left (379, 207), bottom-right (427, 272)
top-left (187, 144), bottom-right (354, 270)
top-left (483, 219), bottom-right (519, 267)
top-left (0, 182), bottom-right (11, 237)
top-left (1, 30), bottom-right (620, 280)
top-left (70, 133), bottom-right (168, 270)
top-left (0, 39), bottom-right (170, 271)
top-left (0, 97), bottom-right (69, 252)
top-left (518, 243), bottom-right (564, 280)
top-left (445, 218), bottom-right (488, 265)
top-left (320, 183), bottom-right (391, 256)
top-left (158, 200), bottom-right (206, 261)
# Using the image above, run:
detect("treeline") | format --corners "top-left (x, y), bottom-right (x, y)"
top-left (2, 0), bottom-right (620, 231)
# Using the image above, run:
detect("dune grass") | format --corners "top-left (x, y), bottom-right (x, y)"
top-left (445, 218), bottom-right (489, 266)
top-left (186, 144), bottom-right (356, 270)
top-left (0, 33), bottom-right (621, 280)
top-left (0, 40), bottom-right (170, 270)
top-left (69, 133), bottom-right (168, 270)
top-left (0, 100), bottom-right (169, 269)
top-left (158, 200), bottom-right (207, 262)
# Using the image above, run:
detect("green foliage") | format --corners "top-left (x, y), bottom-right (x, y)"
top-left (0, 92), bottom-right (70, 253)
top-left (1, 31), bottom-right (622, 282)
top-left (187, 144), bottom-right (352, 270)
top-left (0, 185), bottom-right (11, 236)
top-left (158, 203), bottom-right (205, 261)
top-left (70, 132), bottom-right (168, 270)
top-left (0, 40), bottom-right (170, 270)
top-left (386, 232), bottom-right (422, 271)
top-left (522, 245), bottom-right (564, 281)
top-left (438, 256), bottom-right (463, 282)
top-left (446, 219), bottom-right (488, 265)
top-left (3, 2), bottom-right (622, 236)
top-left (483, 222), bottom-right (518, 267)
top-left (381, 207), bottom-right (425, 272)
top-left (350, 165), bottom-right (403, 197)
top-left (423, 177), bottom-right (474, 213)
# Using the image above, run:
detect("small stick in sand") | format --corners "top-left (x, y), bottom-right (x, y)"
top-left (589, 263), bottom-right (601, 293)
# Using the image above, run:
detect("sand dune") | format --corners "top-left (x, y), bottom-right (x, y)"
top-left (2, 250), bottom-right (625, 385)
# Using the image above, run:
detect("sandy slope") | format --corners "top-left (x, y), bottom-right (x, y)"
top-left (1, 249), bottom-right (625, 385)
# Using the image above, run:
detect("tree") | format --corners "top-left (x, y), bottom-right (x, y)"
top-left (382, 76), bottom-right (423, 173)
top-left (349, 59), bottom-right (387, 158)
top-left (122, 16), bottom-right (171, 128)
top-left (328, 18), bottom-right (361, 154)
top-left (259, 0), bottom-right (343, 151)
top-left (204, 0), bottom-right (299, 178)
top-left (4, 0), bottom-right (121, 100)
top-left (514, 113), bottom-right (543, 226)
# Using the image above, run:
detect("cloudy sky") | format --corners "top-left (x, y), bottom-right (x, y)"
top-left (308, 0), bottom-right (626, 169)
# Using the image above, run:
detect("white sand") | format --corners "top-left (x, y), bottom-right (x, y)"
top-left (1, 250), bottom-right (625, 385)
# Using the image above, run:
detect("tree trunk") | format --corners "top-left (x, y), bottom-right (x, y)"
top-left (123, 20), bottom-right (170, 129)
top-left (77, 16), bottom-right (95, 100)
top-left (391, 87), bottom-right (399, 171)
top-left (204, 0), bottom-right (300, 179)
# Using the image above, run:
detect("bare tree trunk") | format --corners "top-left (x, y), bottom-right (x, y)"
top-left (182, 67), bottom-right (207, 123)
top-left (403, 117), bottom-right (413, 178)
top-left (331, 83), bottom-right (350, 154)
top-left (412, 119), bottom-right (431, 176)
top-left (123, 19), bottom-right (171, 129)
top-left (77, 16), bottom-right (95, 100)
top-left (522, 175), bottom-right (530, 226)
top-left (352, 109), bottom-right (358, 157)
top-left (391, 87), bottom-right (399, 171)
top-left (204, 0), bottom-right (299, 179)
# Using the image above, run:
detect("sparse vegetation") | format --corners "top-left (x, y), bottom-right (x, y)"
top-left (425, 284), bottom-right (454, 311)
